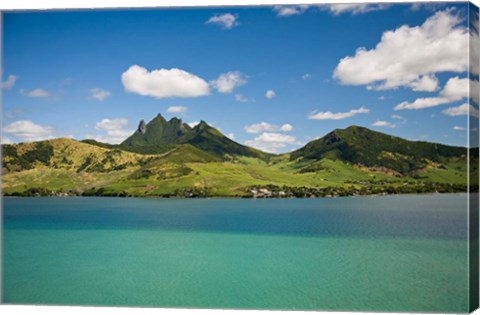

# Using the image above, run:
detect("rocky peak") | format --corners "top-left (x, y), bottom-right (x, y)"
top-left (137, 120), bottom-right (147, 134)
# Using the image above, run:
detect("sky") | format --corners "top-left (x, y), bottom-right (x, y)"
top-left (2, 2), bottom-right (479, 153)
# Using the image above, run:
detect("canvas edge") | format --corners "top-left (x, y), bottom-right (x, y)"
top-left (469, 1), bottom-right (480, 313)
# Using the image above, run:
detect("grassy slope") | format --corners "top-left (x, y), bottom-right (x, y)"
top-left (1, 136), bottom-right (469, 197)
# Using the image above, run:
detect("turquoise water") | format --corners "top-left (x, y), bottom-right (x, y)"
top-left (2, 194), bottom-right (469, 312)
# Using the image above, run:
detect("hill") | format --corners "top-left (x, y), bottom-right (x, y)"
top-left (290, 126), bottom-right (467, 174)
top-left (1, 122), bottom-right (474, 198)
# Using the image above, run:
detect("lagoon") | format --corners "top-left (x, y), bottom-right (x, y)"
top-left (2, 194), bottom-right (469, 312)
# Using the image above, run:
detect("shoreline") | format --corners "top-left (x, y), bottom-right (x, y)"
top-left (1, 191), bottom-right (471, 199)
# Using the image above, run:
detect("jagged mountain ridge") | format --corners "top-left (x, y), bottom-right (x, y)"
top-left (119, 114), bottom-right (270, 160)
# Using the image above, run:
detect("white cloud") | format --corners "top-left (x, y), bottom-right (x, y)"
top-left (3, 120), bottom-right (54, 142)
top-left (245, 122), bottom-right (275, 133)
top-left (320, 4), bottom-right (390, 15)
top-left (273, 5), bottom-right (309, 17)
top-left (302, 73), bottom-right (312, 80)
top-left (1, 136), bottom-right (13, 144)
top-left (378, 96), bottom-right (386, 100)
top-left (206, 13), bottom-right (239, 30)
top-left (20, 88), bottom-right (49, 98)
top-left (308, 106), bottom-right (369, 120)
top-left (1, 75), bottom-right (18, 90)
top-left (211, 71), bottom-right (246, 93)
top-left (167, 106), bottom-right (188, 114)
top-left (90, 88), bottom-right (111, 101)
top-left (95, 118), bottom-right (128, 131)
top-left (272, 4), bottom-right (388, 17)
top-left (245, 132), bottom-right (297, 153)
top-left (470, 9), bottom-right (479, 75)
top-left (280, 123), bottom-right (294, 131)
top-left (333, 9), bottom-right (469, 91)
top-left (234, 94), bottom-right (251, 103)
top-left (453, 125), bottom-right (466, 131)
top-left (392, 114), bottom-right (407, 123)
top-left (371, 120), bottom-right (396, 128)
top-left (121, 65), bottom-right (210, 99)
top-left (226, 133), bottom-right (235, 140)
top-left (93, 118), bottom-right (132, 144)
top-left (408, 74), bottom-right (439, 92)
top-left (188, 121), bottom-right (200, 128)
top-left (265, 90), bottom-right (276, 99)
top-left (394, 77), bottom-right (474, 110)
top-left (244, 122), bottom-right (294, 134)
top-left (442, 103), bottom-right (480, 118)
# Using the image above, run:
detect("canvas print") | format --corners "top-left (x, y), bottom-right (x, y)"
top-left (1, 1), bottom-right (479, 313)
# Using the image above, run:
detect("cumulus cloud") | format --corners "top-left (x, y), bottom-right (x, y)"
top-left (333, 9), bottom-right (469, 91)
top-left (442, 103), bottom-right (479, 118)
top-left (226, 133), bottom-right (235, 140)
top-left (244, 122), bottom-right (294, 134)
top-left (245, 132), bottom-right (297, 153)
top-left (371, 120), bottom-right (396, 128)
top-left (90, 88), bottom-right (111, 101)
top-left (211, 71), bottom-right (246, 93)
top-left (121, 65), bottom-right (210, 99)
top-left (167, 106), bottom-right (188, 114)
top-left (394, 77), bottom-right (474, 110)
top-left (320, 3), bottom-right (390, 15)
top-left (3, 120), bottom-right (54, 142)
top-left (453, 125), bottom-right (466, 131)
top-left (308, 106), bottom-right (369, 120)
top-left (409, 74), bottom-right (439, 92)
top-left (95, 118), bottom-right (128, 131)
top-left (93, 118), bottom-right (132, 144)
top-left (280, 123), bottom-right (294, 131)
top-left (273, 5), bottom-right (310, 17)
top-left (265, 90), bottom-right (276, 99)
top-left (1, 75), bottom-right (18, 90)
top-left (206, 13), bottom-right (239, 29)
top-left (20, 88), bottom-right (49, 98)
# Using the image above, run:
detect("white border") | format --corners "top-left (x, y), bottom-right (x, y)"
top-left (1, 1), bottom-right (479, 315)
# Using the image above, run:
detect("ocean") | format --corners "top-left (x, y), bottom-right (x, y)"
top-left (2, 194), bottom-right (469, 312)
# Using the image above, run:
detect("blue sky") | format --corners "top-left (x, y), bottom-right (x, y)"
top-left (2, 3), bottom-right (479, 152)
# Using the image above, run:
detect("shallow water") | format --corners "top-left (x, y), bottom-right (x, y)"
top-left (2, 194), bottom-right (469, 312)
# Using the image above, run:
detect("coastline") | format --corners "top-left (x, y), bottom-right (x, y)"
top-left (1, 189), bottom-right (472, 199)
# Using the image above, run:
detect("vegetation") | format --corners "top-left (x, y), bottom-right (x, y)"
top-left (2, 115), bottom-right (475, 198)
top-left (291, 126), bottom-right (467, 174)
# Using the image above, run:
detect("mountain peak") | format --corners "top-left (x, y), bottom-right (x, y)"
top-left (169, 117), bottom-right (182, 124)
top-left (137, 120), bottom-right (147, 134)
top-left (196, 120), bottom-right (209, 129)
top-left (153, 113), bottom-right (166, 120)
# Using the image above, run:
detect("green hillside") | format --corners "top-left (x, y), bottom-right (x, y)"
top-left (1, 117), bottom-right (474, 198)
top-left (291, 126), bottom-right (467, 174)
top-left (110, 114), bottom-right (269, 160)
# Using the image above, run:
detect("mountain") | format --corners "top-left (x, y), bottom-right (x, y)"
top-left (290, 126), bottom-right (467, 174)
top-left (122, 114), bottom-right (191, 147)
top-left (2, 123), bottom-right (474, 198)
top-left (119, 114), bottom-right (270, 160)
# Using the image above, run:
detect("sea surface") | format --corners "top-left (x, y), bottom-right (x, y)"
top-left (2, 194), bottom-right (469, 312)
